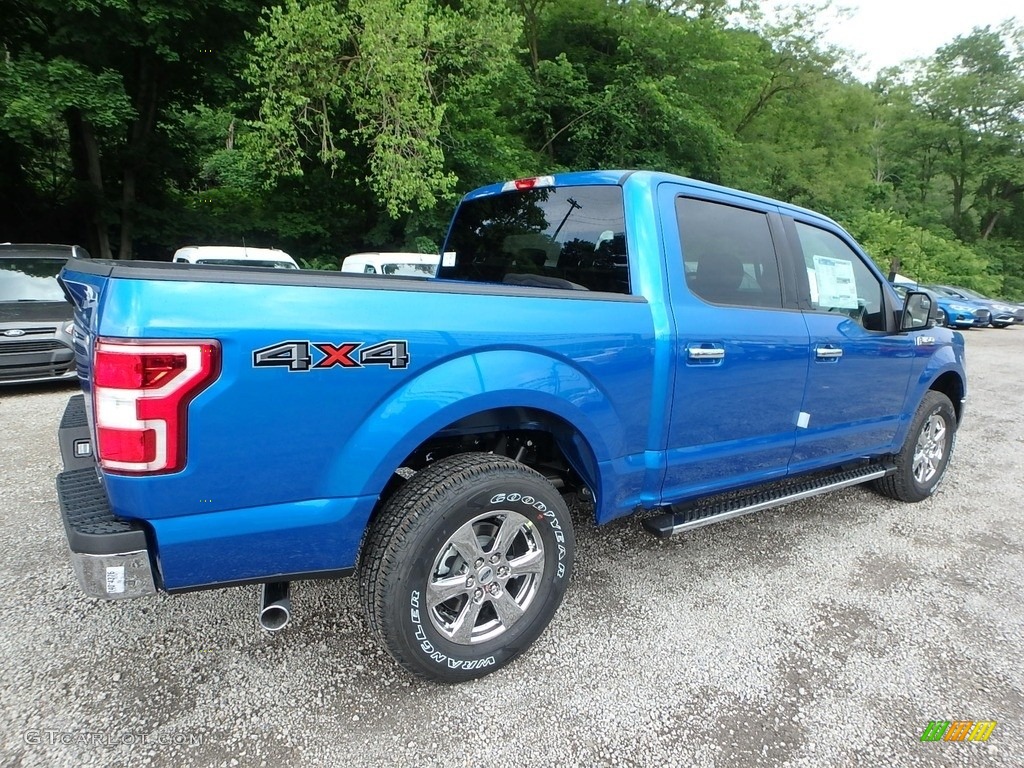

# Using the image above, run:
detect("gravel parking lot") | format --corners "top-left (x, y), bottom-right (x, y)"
top-left (1, 328), bottom-right (1022, 768)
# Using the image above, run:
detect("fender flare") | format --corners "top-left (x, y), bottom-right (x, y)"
top-left (894, 346), bottom-right (967, 450)
top-left (323, 348), bottom-right (626, 501)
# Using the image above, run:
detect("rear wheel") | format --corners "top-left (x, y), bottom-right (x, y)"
top-left (874, 391), bottom-right (956, 502)
top-left (359, 453), bottom-right (574, 682)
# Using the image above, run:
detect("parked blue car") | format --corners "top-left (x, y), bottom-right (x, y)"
top-left (894, 283), bottom-right (989, 329)
top-left (932, 285), bottom-right (1023, 328)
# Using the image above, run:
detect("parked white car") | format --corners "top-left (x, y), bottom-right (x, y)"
top-left (173, 246), bottom-right (299, 269)
top-left (341, 252), bottom-right (438, 276)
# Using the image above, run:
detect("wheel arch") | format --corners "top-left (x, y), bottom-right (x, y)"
top-left (892, 341), bottom-right (967, 453)
top-left (326, 349), bottom-right (625, 541)
top-left (398, 404), bottom-right (603, 487)
top-left (929, 369), bottom-right (966, 423)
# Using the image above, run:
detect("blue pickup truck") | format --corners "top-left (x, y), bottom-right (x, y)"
top-left (56, 170), bottom-right (966, 682)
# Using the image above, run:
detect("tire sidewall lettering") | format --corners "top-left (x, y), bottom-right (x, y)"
top-left (404, 478), bottom-right (573, 671)
top-left (485, 488), bottom-right (568, 579)
top-left (408, 589), bottom-right (497, 671)
top-left (489, 491), bottom-right (548, 514)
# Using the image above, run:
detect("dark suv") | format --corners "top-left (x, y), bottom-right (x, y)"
top-left (0, 243), bottom-right (90, 385)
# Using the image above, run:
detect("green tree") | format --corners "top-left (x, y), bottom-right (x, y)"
top-left (0, 0), bottom-right (261, 258)
top-left (895, 24), bottom-right (1024, 240)
top-left (724, 3), bottom-right (877, 217)
top-left (848, 209), bottom-right (1000, 293)
top-left (516, 0), bottom-right (757, 178)
top-left (246, 0), bottom-right (521, 219)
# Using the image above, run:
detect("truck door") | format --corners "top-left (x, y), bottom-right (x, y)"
top-left (784, 218), bottom-right (914, 472)
top-left (659, 187), bottom-right (810, 502)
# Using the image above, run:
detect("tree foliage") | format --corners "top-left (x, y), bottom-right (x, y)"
top-left (1, 0), bottom-right (1022, 297)
top-left (848, 209), bottom-right (1000, 294)
top-left (246, 0), bottom-right (520, 217)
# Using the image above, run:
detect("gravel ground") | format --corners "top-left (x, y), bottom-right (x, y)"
top-left (1, 328), bottom-right (1022, 768)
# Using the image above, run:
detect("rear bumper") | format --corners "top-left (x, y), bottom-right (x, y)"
top-left (56, 395), bottom-right (157, 599)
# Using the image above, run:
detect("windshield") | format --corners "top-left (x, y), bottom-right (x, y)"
top-left (894, 284), bottom-right (936, 300)
top-left (195, 259), bottom-right (298, 269)
top-left (951, 286), bottom-right (985, 300)
top-left (380, 262), bottom-right (435, 276)
top-left (0, 257), bottom-right (67, 301)
top-left (439, 184), bottom-right (630, 293)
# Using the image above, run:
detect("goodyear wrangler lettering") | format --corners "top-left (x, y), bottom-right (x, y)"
top-left (408, 589), bottom-right (496, 670)
top-left (490, 492), bottom-right (547, 513)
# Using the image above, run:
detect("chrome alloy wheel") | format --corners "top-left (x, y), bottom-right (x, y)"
top-left (427, 510), bottom-right (546, 645)
top-left (912, 412), bottom-right (948, 484)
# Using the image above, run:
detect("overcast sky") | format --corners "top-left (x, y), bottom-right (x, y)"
top-left (766, 1), bottom-right (1019, 80)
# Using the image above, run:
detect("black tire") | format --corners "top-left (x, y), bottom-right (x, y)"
top-left (873, 391), bottom-right (956, 502)
top-left (992, 322), bottom-right (1011, 329)
top-left (359, 453), bottom-right (575, 682)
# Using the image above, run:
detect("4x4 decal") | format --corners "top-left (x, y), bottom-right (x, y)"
top-left (253, 340), bottom-right (410, 371)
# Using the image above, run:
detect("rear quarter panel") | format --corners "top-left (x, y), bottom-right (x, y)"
top-left (92, 275), bottom-right (656, 583)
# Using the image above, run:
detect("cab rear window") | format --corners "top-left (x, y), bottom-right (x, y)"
top-left (439, 185), bottom-right (630, 294)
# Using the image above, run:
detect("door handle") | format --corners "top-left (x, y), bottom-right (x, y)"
top-left (815, 346), bottom-right (843, 360)
top-left (688, 347), bottom-right (725, 361)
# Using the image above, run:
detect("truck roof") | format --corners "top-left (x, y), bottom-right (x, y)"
top-left (462, 170), bottom-right (838, 229)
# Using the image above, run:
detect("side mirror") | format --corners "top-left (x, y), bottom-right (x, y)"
top-left (901, 291), bottom-right (933, 331)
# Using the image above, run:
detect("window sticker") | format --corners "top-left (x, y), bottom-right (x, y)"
top-left (812, 255), bottom-right (858, 309)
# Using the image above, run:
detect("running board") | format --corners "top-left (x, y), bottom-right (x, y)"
top-left (642, 463), bottom-right (894, 538)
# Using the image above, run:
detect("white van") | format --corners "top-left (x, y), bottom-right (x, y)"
top-left (342, 252), bottom-right (438, 277)
top-left (172, 245), bottom-right (299, 269)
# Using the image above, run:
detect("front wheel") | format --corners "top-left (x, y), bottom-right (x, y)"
top-left (359, 453), bottom-right (575, 682)
top-left (874, 391), bottom-right (957, 502)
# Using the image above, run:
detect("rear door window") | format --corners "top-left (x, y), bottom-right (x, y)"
top-left (439, 185), bottom-right (630, 294)
top-left (675, 198), bottom-right (784, 309)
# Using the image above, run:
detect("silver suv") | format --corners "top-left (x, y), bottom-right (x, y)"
top-left (0, 243), bottom-right (90, 385)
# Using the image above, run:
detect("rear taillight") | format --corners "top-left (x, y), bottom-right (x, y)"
top-left (92, 338), bottom-right (220, 474)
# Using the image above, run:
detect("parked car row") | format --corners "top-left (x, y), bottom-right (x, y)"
top-left (1, 242), bottom-right (304, 387)
top-left (0, 241), bottom-right (443, 386)
top-left (930, 284), bottom-right (1024, 328)
top-left (893, 281), bottom-right (1023, 330)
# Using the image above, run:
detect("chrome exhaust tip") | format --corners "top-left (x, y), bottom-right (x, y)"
top-left (259, 581), bottom-right (291, 631)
